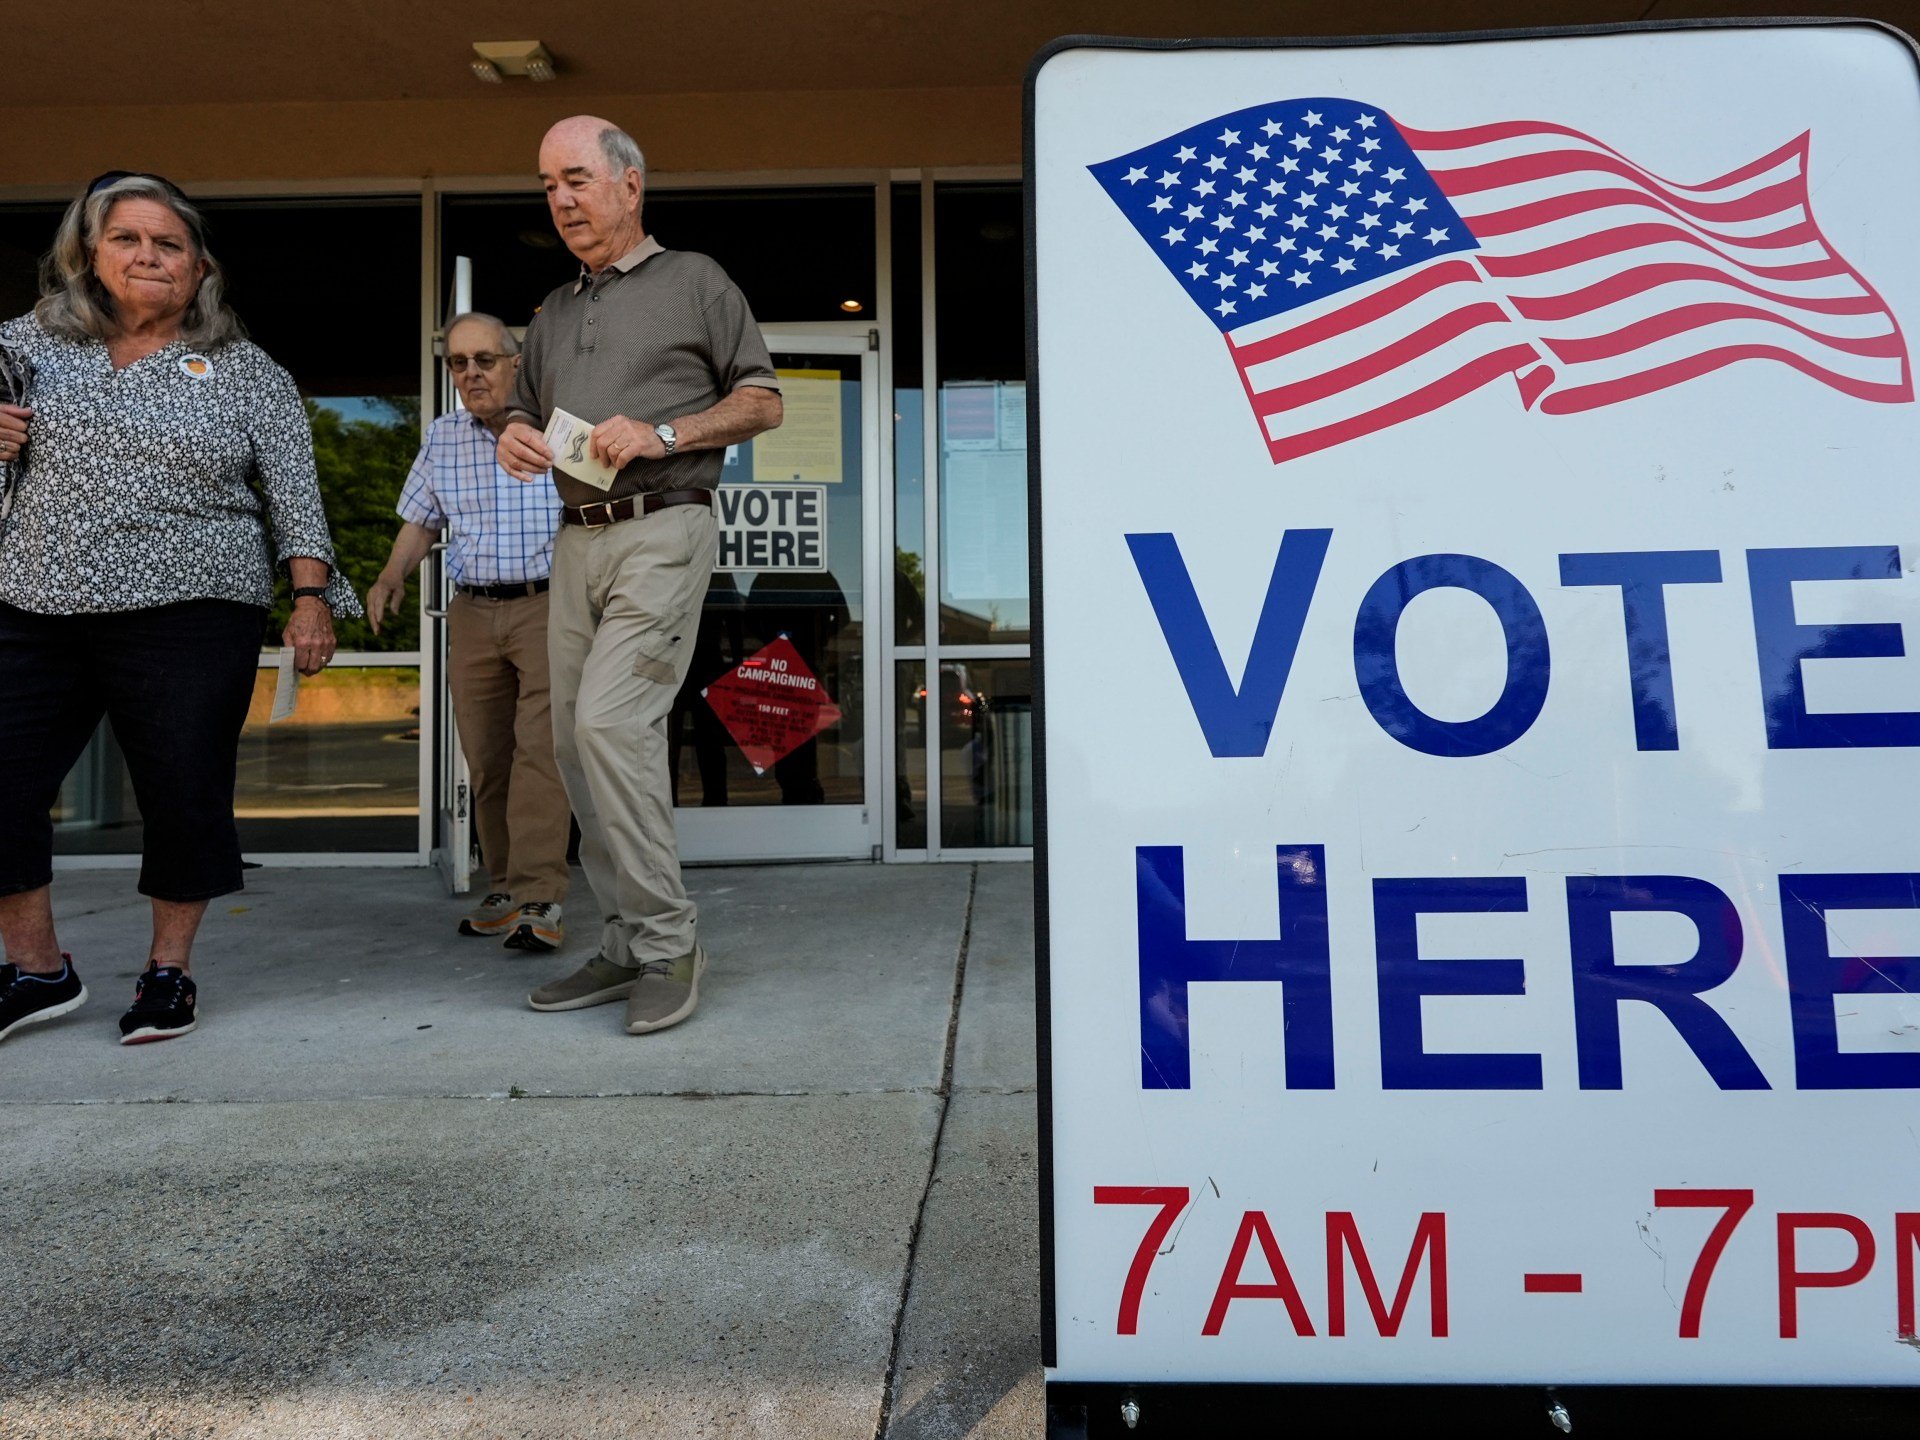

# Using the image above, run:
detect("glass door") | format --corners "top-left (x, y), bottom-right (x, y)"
top-left (672, 326), bottom-right (882, 861)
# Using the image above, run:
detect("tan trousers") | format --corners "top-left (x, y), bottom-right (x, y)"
top-left (548, 504), bottom-right (717, 968)
top-left (447, 590), bottom-right (571, 904)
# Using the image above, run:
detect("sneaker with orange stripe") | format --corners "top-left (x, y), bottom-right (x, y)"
top-left (459, 892), bottom-right (518, 937)
top-left (504, 901), bottom-right (564, 953)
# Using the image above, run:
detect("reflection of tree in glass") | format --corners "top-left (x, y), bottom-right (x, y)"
top-left (272, 397), bottom-right (422, 652)
top-left (895, 545), bottom-right (925, 644)
top-left (895, 545), bottom-right (924, 594)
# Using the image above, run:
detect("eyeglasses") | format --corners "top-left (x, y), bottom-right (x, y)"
top-left (86, 170), bottom-right (190, 202)
top-left (446, 353), bottom-right (505, 374)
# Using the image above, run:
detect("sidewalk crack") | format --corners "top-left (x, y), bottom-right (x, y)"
top-left (874, 861), bottom-right (977, 1440)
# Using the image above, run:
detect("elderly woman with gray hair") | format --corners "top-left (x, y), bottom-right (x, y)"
top-left (0, 171), bottom-right (361, 1048)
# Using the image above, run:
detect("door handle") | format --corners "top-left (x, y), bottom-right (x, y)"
top-left (425, 539), bottom-right (450, 618)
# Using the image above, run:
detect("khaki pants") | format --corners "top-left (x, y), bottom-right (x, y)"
top-left (549, 504), bottom-right (717, 967)
top-left (447, 590), bottom-right (571, 904)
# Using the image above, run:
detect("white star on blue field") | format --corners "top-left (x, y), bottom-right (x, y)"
top-left (1090, 99), bottom-right (1478, 332)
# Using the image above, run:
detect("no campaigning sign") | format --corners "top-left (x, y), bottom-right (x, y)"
top-left (702, 636), bottom-right (842, 773)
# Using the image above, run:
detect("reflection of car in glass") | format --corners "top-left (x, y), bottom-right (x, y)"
top-left (915, 664), bottom-right (984, 749)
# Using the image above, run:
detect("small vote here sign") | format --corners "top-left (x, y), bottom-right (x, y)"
top-left (716, 484), bottom-right (827, 572)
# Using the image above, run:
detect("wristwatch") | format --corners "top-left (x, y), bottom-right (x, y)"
top-left (291, 585), bottom-right (331, 610)
top-left (653, 422), bottom-right (678, 456)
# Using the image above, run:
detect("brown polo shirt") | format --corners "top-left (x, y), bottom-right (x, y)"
top-left (507, 235), bottom-right (781, 507)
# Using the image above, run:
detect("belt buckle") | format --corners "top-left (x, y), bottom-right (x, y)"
top-left (577, 500), bottom-right (616, 529)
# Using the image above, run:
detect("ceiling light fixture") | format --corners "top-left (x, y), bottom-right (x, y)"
top-left (840, 299), bottom-right (864, 313)
top-left (471, 40), bottom-right (558, 83)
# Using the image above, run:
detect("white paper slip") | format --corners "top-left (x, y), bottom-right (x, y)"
top-left (270, 646), bottom-right (299, 723)
top-left (543, 408), bottom-right (619, 491)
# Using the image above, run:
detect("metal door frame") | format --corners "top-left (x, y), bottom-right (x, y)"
top-left (677, 322), bottom-right (885, 863)
top-left (428, 253), bottom-right (476, 892)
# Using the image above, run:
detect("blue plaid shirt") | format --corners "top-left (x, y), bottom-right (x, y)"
top-left (396, 410), bottom-right (560, 586)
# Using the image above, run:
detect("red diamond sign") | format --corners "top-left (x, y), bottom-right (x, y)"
top-left (701, 635), bottom-right (843, 774)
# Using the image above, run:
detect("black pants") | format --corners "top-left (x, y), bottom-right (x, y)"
top-left (0, 599), bottom-right (266, 902)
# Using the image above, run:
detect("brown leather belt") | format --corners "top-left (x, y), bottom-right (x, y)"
top-left (560, 489), bottom-right (712, 529)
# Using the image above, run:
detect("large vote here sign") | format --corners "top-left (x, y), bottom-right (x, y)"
top-left (1031, 24), bottom-right (1920, 1394)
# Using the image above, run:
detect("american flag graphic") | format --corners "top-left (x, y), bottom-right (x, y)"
top-left (1090, 98), bottom-right (1911, 465)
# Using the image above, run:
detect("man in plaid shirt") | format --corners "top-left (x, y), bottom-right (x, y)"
top-left (368, 312), bottom-right (570, 953)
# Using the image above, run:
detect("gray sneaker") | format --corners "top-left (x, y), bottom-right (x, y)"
top-left (460, 892), bottom-right (518, 937)
top-left (624, 945), bottom-right (707, 1034)
top-left (527, 956), bottom-right (637, 1012)
top-left (503, 901), bottom-right (564, 953)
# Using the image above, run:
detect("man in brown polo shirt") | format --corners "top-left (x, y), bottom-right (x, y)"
top-left (498, 115), bottom-right (783, 1034)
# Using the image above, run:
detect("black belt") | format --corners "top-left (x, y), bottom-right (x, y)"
top-left (458, 579), bottom-right (551, 599)
top-left (561, 488), bottom-right (712, 528)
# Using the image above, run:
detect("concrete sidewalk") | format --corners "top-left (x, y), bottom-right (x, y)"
top-left (0, 862), bottom-right (1042, 1440)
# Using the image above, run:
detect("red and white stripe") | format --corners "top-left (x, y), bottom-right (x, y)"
top-left (1225, 258), bottom-right (1539, 464)
top-left (1223, 120), bottom-right (1910, 466)
top-left (1403, 120), bottom-right (1911, 414)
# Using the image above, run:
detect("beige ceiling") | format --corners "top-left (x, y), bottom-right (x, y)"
top-left (4, 2), bottom-right (1918, 184)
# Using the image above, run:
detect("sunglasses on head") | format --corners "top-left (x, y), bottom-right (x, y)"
top-left (85, 170), bottom-right (190, 202)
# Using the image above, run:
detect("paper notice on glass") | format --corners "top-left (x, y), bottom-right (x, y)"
top-left (995, 381), bottom-right (1028, 451)
top-left (542, 408), bottom-right (618, 491)
top-left (270, 647), bottom-right (299, 723)
top-left (943, 449), bottom-right (1029, 602)
top-left (941, 381), bottom-right (1000, 451)
top-left (753, 371), bottom-right (843, 483)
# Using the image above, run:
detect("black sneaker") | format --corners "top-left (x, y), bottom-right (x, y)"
top-left (0, 956), bottom-right (87, 1043)
top-left (119, 964), bottom-right (197, 1045)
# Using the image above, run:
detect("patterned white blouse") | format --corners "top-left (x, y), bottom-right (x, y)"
top-left (0, 313), bottom-right (361, 618)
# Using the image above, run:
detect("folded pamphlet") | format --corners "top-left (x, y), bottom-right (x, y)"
top-left (542, 407), bottom-right (619, 491)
